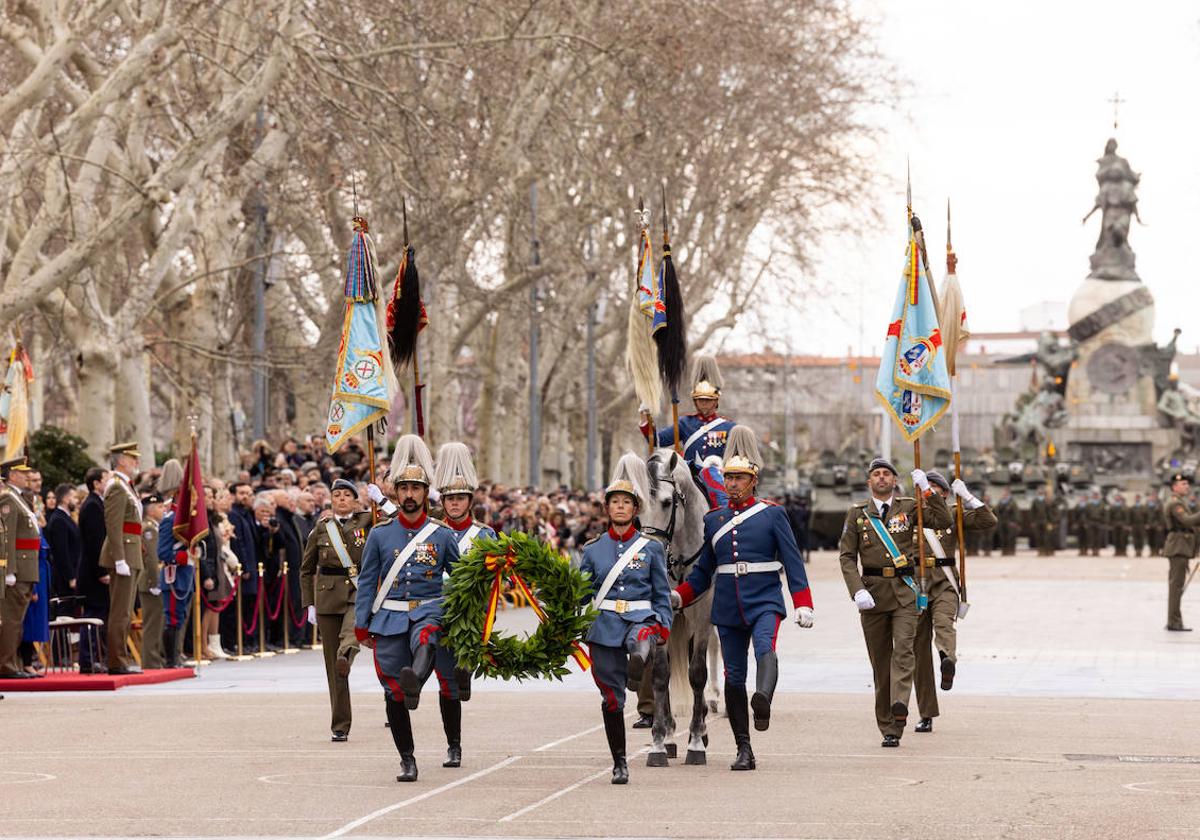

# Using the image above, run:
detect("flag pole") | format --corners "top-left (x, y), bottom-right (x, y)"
top-left (947, 200), bottom-right (968, 602)
top-left (366, 425), bottom-right (379, 527)
top-left (906, 178), bottom-right (927, 599)
top-left (401, 200), bottom-right (427, 439)
top-left (662, 184), bottom-right (681, 454)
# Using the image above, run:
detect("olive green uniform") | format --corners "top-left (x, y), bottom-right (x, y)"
top-left (1148, 502), bottom-right (1166, 555)
top-left (1110, 503), bottom-right (1130, 557)
top-left (996, 495), bottom-right (1018, 555)
top-left (0, 484), bottom-right (40, 675)
top-left (100, 474), bottom-right (144, 671)
top-left (838, 491), bottom-right (952, 739)
top-left (138, 517), bottom-right (164, 669)
top-left (1130, 503), bottom-right (1147, 557)
top-left (1085, 502), bottom-right (1109, 557)
top-left (1164, 494), bottom-right (1200, 630)
top-left (914, 504), bottom-right (997, 720)
top-left (300, 510), bottom-right (373, 736)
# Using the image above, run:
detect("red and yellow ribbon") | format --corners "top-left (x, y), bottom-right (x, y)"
top-left (480, 549), bottom-right (591, 671)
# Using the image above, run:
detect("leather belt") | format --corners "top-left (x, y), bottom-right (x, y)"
top-left (14, 538), bottom-right (40, 551)
top-left (715, 561), bottom-right (782, 576)
top-left (380, 598), bottom-right (436, 612)
top-left (122, 522), bottom-right (142, 535)
top-left (318, 566), bottom-right (351, 577)
top-left (922, 558), bottom-right (957, 568)
top-left (861, 567), bottom-right (898, 578)
top-left (598, 599), bottom-right (651, 613)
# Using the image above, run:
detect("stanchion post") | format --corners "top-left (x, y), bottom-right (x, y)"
top-left (229, 565), bottom-right (252, 661)
top-left (281, 561), bottom-right (297, 654)
top-left (257, 561), bottom-right (274, 657)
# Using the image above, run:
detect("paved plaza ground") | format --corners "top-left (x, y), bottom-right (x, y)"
top-left (4, 550), bottom-right (1200, 839)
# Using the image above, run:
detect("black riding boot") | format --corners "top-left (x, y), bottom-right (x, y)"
top-left (602, 708), bottom-right (629, 784)
top-left (626, 637), bottom-right (653, 691)
top-left (751, 652), bottom-right (778, 732)
top-left (440, 695), bottom-right (462, 768)
top-left (386, 696), bottom-right (418, 782)
top-left (163, 628), bottom-right (179, 668)
top-left (399, 643), bottom-right (436, 710)
top-left (455, 666), bottom-right (473, 702)
top-left (726, 683), bottom-right (756, 771)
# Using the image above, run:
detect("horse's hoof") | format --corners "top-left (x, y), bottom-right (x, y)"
top-left (665, 743), bottom-right (677, 759)
top-left (702, 734), bottom-right (709, 747)
top-left (708, 700), bottom-right (719, 714)
top-left (646, 751), bottom-right (670, 768)
top-left (685, 750), bottom-right (707, 766)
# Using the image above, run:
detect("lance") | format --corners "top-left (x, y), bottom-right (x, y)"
top-left (947, 199), bottom-right (968, 604)
top-left (401, 199), bottom-right (426, 438)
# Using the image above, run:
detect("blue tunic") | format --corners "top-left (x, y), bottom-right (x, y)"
top-left (647, 413), bottom-right (736, 468)
top-left (21, 537), bottom-right (51, 643)
top-left (579, 526), bottom-right (672, 647)
top-left (354, 512), bottom-right (460, 637)
top-left (679, 498), bottom-right (812, 627)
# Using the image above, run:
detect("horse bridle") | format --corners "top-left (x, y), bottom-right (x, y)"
top-left (642, 468), bottom-right (701, 583)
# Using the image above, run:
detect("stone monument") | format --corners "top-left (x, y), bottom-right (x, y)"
top-left (1063, 138), bottom-right (1180, 487)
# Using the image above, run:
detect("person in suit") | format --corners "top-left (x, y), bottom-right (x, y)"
top-left (44, 484), bottom-right (82, 614)
top-left (76, 467), bottom-right (110, 673)
top-left (580, 453), bottom-right (672, 785)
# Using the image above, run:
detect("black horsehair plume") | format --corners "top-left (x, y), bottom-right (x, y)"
top-left (388, 197), bottom-right (422, 370)
top-left (654, 183), bottom-right (687, 398)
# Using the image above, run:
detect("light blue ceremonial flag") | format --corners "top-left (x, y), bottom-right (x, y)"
top-left (874, 220), bottom-right (951, 442)
top-left (327, 225), bottom-right (390, 452)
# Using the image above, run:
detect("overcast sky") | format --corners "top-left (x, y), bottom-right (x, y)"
top-left (718, 0), bottom-right (1200, 358)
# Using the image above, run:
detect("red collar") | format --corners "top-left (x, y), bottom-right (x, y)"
top-left (397, 510), bottom-right (428, 530)
top-left (608, 524), bottom-right (637, 542)
top-left (694, 412), bottom-right (719, 423)
top-left (728, 496), bottom-right (757, 511)
top-left (445, 515), bottom-right (472, 532)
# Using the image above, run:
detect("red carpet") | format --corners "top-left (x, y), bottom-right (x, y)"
top-left (0, 668), bottom-right (196, 692)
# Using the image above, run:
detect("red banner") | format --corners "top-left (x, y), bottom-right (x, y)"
top-left (172, 437), bottom-right (209, 550)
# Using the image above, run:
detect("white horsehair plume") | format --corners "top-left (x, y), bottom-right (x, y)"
top-left (387, 434), bottom-right (435, 485)
top-left (433, 441), bottom-right (479, 494)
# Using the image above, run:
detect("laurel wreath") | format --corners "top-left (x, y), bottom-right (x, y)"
top-left (442, 531), bottom-right (597, 681)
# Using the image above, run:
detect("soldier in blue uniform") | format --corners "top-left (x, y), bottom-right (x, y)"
top-left (579, 453), bottom-right (672, 785)
top-left (640, 355), bottom-right (734, 508)
top-left (670, 426), bottom-right (814, 771)
top-left (431, 441), bottom-right (497, 769)
top-left (354, 435), bottom-right (461, 783)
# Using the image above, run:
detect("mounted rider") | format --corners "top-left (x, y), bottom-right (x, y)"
top-left (640, 355), bottom-right (735, 509)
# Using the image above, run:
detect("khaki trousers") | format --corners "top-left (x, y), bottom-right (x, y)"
top-left (1168, 556), bottom-right (1190, 629)
top-left (860, 605), bottom-right (918, 738)
top-left (140, 593), bottom-right (165, 669)
top-left (106, 573), bottom-right (137, 669)
top-left (0, 582), bottom-right (33, 673)
top-left (914, 583), bottom-right (959, 718)
top-left (318, 610), bottom-right (359, 734)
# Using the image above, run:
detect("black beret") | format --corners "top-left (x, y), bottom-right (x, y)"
top-left (867, 457), bottom-right (897, 476)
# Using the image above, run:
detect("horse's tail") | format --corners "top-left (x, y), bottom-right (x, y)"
top-left (667, 607), bottom-right (694, 720)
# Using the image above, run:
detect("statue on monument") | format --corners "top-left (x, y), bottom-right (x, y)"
top-left (1081, 138), bottom-right (1142, 282)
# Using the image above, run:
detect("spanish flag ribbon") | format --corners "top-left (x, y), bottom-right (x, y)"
top-left (480, 548), bottom-right (591, 671)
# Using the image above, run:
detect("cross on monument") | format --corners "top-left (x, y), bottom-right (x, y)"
top-left (1108, 91), bottom-right (1125, 130)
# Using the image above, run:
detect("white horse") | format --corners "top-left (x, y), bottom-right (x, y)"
top-left (640, 447), bottom-right (721, 766)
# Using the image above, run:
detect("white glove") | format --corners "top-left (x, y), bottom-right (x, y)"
top-left (638, 403), bottom-right (651, 414)
top-left (795, 606), bottom-right (814, 628)
top-left (366, 483), bottom-right (384, 504)
top-left (669, 590), bottom-right (682, 610)
top-left (4, 573), bottom-right (14, 586)
top-left (911, 469), bottom-right (930, 492)
top-left (115, 560), bottom-right (132, 577)
top-left (307, 605), bottom-right (318, 625)
top-left (951, 478), bottom-right (984, 509)
top-left (149, 587), bottom-right (161, 596)
top-left (853, 588), bottom-right (875, 611)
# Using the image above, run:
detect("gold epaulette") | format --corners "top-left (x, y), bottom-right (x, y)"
top-left (583, 534), bottom-right (602, 547)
